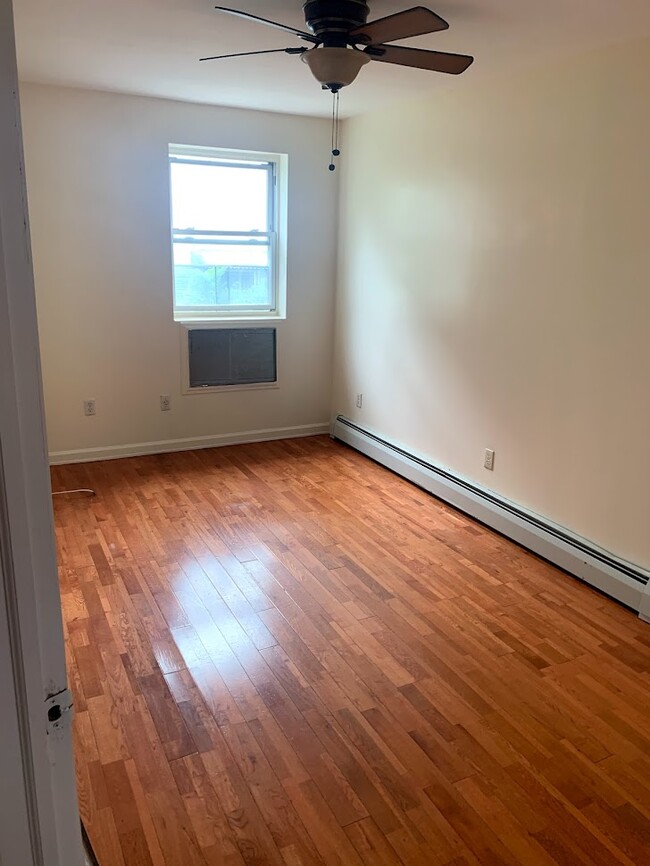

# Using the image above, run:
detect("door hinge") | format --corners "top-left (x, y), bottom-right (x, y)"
top-left (45, 687), bottom-right (74, 735)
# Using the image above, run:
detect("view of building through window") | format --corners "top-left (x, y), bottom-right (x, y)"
top-left (169, 152), bottom-right (276, 312)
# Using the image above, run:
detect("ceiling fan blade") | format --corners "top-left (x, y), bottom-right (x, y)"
top-left (214, 6), bottom-right (319, 43)
top-left (366, 44), bottom-right (473, 75)
top-left (200, 47), bottom-right (307, 61)
top-left (349, 6), bottom-right (448, 45)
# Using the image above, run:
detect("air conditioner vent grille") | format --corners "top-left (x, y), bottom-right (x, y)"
top-left (188, 328), bottom-right (277, 388)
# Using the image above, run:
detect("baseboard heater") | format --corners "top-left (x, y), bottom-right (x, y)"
top-left (332, 416), bottom-right (650, 617)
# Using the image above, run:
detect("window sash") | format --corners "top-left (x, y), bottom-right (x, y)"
top-left (172, 233), bottom-right (278, 313)
top-left (169, 154), bottom-right (278, 313)
top-left (169, 157), bottom-right (276, 234)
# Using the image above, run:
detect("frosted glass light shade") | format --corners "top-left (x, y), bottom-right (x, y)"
top-left (302, 47), bottom-right (371, 90)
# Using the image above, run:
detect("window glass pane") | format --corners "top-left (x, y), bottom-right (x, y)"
top-left (170, 162), bottom-right (269, 233)
top-left (173, 241), bottom-right (272, 308)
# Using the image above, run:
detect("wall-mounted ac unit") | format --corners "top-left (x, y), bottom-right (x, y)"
top-left (188, 328), bottom-right (277, 388)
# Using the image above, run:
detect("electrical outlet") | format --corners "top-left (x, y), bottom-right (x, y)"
top-left (160, 394), bottom-right (171, 412)
top-left (83, 399), bottom-right (96, 417)
top-left (356, 393), bottom-right (363, 409)
top-left (484, 449), bottom-right (495, 471)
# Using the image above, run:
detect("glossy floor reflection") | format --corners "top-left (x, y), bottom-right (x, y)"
top-left (53, 436), bottom-right (650, 866)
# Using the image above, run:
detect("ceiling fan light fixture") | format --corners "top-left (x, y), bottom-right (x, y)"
top-left (301, 47), bottom-right (370, 91)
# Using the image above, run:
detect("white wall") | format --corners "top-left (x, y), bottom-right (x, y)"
top-left (20, 83), bottom-right (337, 460)
top-left (334, 37), bottom-right (650, 570)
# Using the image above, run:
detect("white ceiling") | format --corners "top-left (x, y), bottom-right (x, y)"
top-left (13, 1), bottom-right (650, 118)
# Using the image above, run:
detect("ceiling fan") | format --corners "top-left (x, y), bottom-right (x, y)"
top-left (200, 2), bottom-right (474, 93)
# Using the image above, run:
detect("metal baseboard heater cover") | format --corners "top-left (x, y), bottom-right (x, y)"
top-left (332, 416), bottom-right (650, 616)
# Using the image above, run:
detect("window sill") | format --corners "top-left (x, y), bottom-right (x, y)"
top-left (175, 314), bottom-right (286, 326)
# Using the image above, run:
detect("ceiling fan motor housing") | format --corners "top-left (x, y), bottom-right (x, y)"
top-left (303, 0), bottom-right (370, 45)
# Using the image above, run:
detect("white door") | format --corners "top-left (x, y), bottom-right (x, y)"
top-left (0, 550), bottom-right (39, 865)
top-left (0, 1), bottom-right (84, 864)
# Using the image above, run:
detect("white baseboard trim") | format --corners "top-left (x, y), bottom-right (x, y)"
top-left (49, 423), bottom-right (330, 466)
top-left (332, 416), bottom-right (650, 616)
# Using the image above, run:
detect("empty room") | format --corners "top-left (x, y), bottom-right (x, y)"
top-left (2, 1), bottom-right (650, 865)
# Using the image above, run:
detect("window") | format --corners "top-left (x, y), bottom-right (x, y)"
top-left (168, 145), bottom-right (287, 320)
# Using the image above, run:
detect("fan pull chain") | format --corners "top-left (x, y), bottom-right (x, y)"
top-left (329, 90), bottom-right (341, 172)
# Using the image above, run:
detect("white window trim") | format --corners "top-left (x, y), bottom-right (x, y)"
top-left (168, 144), bottom-right (288, 323)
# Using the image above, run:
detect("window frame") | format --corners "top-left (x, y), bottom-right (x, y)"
top-left (168, 144), bottom-right (288, 323)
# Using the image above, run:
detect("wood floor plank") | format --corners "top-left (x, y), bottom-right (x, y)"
top-left (52, 436), bottom-right (650, 866)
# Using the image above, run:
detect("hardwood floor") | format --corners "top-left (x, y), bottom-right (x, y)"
top-left (52, 435), bottom-right (650, 866)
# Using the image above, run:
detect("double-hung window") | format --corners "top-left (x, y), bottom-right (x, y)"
top-left (169, 145), bottom-right (286, 320)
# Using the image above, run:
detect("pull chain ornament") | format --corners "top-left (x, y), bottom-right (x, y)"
top-left (329, 90), bottom-right (341, 171)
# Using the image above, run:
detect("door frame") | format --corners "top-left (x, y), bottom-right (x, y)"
top-left (0, 1), bottom-right (84, 864)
